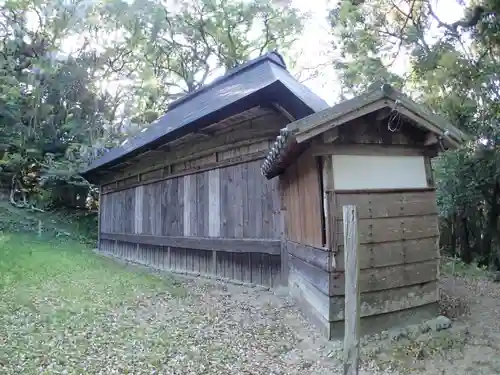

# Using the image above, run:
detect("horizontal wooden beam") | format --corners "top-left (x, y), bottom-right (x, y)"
top-left (311, 143), bottom-right (437, 157)
top-left (100, 233), bottom-right (281, 255)
top-left (286, 240), bottom-right (330, 272)
top-left (102, 151), bottom-right (267, 195)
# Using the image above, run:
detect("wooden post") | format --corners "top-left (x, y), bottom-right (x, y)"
top-left (343, 205), bottom-right (360, 375)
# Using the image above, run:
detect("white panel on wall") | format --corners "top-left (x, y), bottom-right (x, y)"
top-left (332, 154), bottom-right (428, 190)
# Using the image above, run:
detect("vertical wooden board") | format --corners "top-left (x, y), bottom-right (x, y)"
top-left (186, 248), bottom-right (194, 272)
top-left (183, 175), bottom-right (196, 237)
top-left (270, 255), bottom-right (281, 288)
top-left (118, 190), bottom-right (125, 233)
top-left (161, 179), bottom-right (171, 236)
top-left (235, 164), bottom-right (245, 238)
top-left (148, 245), bottom-right (154, 266)
top-left (206, 250), bottom-right (212, 275)
top-left (110, 192), bottom-right (115, 233)
top-left (166, 246), bottom-right (172, 269)
top-left (142, 185), bottom-right (151, 235)
top-left (231, 253), bottom-right (243, 282)
top-left (290, 164), bottom-right (303, 242)
top-left (116, 192), bottom-right (122, 233)
top-left (135, 186), bottom-right (144, 234)
top-left (182, 248), bottom-right (187, 272)
top-left (241, 162), bottom-right (251, 237)
top-left (155, 246), bottom-right (161, 268)
top-left (196, 249), bottom-right (203, 273)
top-left (154, 182), bottom-right (163, 236)
top-left (196, 171), bottom-right (209, 237)
top-left (227, 252), bottom-right (235, 280)
top-left (127, 189), bottom-right (134, 234)
top-left (142, 244), bottom-right (149, 265)
top-left (203, 249), bottom-right (210, 274)
top-left (208, 169), bottom-right (221, 237)
top-left (187, 249), bottom-right (195, 273)
top-left (170, 247), bottom-right (178, 270)
top-left (170, 247), bottom-right (177, 270)
top-left (123, 189), bottom-right (129, 233)
top-left (110, 192), bottom-right (117, 233)
top-left (243, 161), bottom-right (255, 238)
top-left (123, 242), bottom-right (129, 260)
top-left (174, 247), bottom-right (181, 271)
top-left (129, 242), bottom-right (135, 261)
top-left (99, 192), bottom-right (106, 233)
top-left (177, 177), bottom-right (184, 236)
top-left (103, 192), bottom-right (109, 233)
top-left (242, 253), bottom-right (252, 282)
top-left (270, 178), bottom-right (281, 239)
top-left (219, 166), bottom-right (231, 237)
top-left (183, 176), bottom-right (191, 237)
top-left (252, 161), bottom-right (264, 238)
top-left (224, 165), bottom-right (237, 238)
top-left (250, 252), bottom-right (262, 285)
top-left (261, 176), bottom-right (271, 238)
top-left (216, 251), bottom-right (226, 278)
top-left (260, 254), bottom-right (271, 286)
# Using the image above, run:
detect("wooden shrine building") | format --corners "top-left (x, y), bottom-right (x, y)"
top-left (81, 52), bottom-right (467, 339)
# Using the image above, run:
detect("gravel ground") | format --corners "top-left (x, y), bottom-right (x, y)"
top-left (0, 265), bottom-right (385, 375)
top-left (0, 233), bottom-right (386, 375)
top-left (2, 232), bottom-right (500, 374)
top-left (416, 275), bottom-right (500, 375)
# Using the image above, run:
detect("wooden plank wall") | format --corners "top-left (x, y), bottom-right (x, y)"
top-left (99, 159), bottom-right (282, 287)
top-left (329, 189), bottom-right (440, 321)
top-left (280, 150), bottom-right (323, 247)
top-left (100, 159), bottom-right (280, 239)
top-left (286, 240), bottom-right (332, 337)
top-left (99, 239), bottom-right (282, 287)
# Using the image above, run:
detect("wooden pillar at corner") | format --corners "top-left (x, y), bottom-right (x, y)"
top-left (97, 186), bottom-right (102, 250)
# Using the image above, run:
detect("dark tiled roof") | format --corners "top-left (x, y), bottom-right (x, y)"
top-left (81, 51), bottom-right (329, 178)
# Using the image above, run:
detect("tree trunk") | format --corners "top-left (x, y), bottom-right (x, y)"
top-left (482, 182), bottom-right (499, 268)
top-left (450, 214), bottom-right (457, 257)
top-left (458, 211), bottom-right (473, 264)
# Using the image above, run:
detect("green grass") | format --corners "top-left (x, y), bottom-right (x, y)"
top-left (0, 210), bottom-right (187, 374)
top-left (440, 255), bottom-right (493, 279)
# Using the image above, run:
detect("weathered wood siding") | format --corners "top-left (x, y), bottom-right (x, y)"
top-left (284, 114), bottom-right (441, 338)
top-left (100, 159), bottom-right (280, 239)
top-left (97, 108), bottom-right (288, 288)
top-left (280, 150), bottom-right (323, 247)
top-left (324, 117), bottom-right (440, 334)
top-left (286, 240), bottom-right (332, 337)
top-left (100, 239), bottom-right (282, 287)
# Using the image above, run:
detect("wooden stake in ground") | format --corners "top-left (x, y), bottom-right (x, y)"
top-left (343, 205), bottom-right (360, 375)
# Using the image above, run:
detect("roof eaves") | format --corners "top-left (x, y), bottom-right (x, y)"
top-left (82, 55), bottom-right (285, 177)
top-left (167, 51), bottom-right (287, 111)
top-left (385, 90), bottom-right (469, 145)
top-left (261, 83), bottom-right (470, 179)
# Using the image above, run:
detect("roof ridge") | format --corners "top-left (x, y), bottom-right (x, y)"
top-left (168, 51), bottom-right (287, 111)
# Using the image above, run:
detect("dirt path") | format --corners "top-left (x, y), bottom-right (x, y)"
top-left (415, 276), bottom-right (500, 374)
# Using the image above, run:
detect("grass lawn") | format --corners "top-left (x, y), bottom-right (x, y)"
top-left (0, 231), bottom-right (188, 374)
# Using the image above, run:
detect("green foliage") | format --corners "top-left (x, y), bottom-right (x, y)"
top-left (0, 0), bottom-right (305, 211)
top-left (328, 0), bottom-right (500, 268)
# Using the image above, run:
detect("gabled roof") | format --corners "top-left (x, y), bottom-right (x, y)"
top-left (81, 51), bottom-right (329, 179)
top-left (261, 83), bottom-right (469, 179)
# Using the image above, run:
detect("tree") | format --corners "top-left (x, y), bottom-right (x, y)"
top-left (328, 0), bottom-right (500, 267)
top-left (0, 0), bottom-right (306, 212)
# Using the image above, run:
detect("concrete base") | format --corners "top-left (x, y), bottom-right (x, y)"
top-left (328, 302), bottom-right (439, 339)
